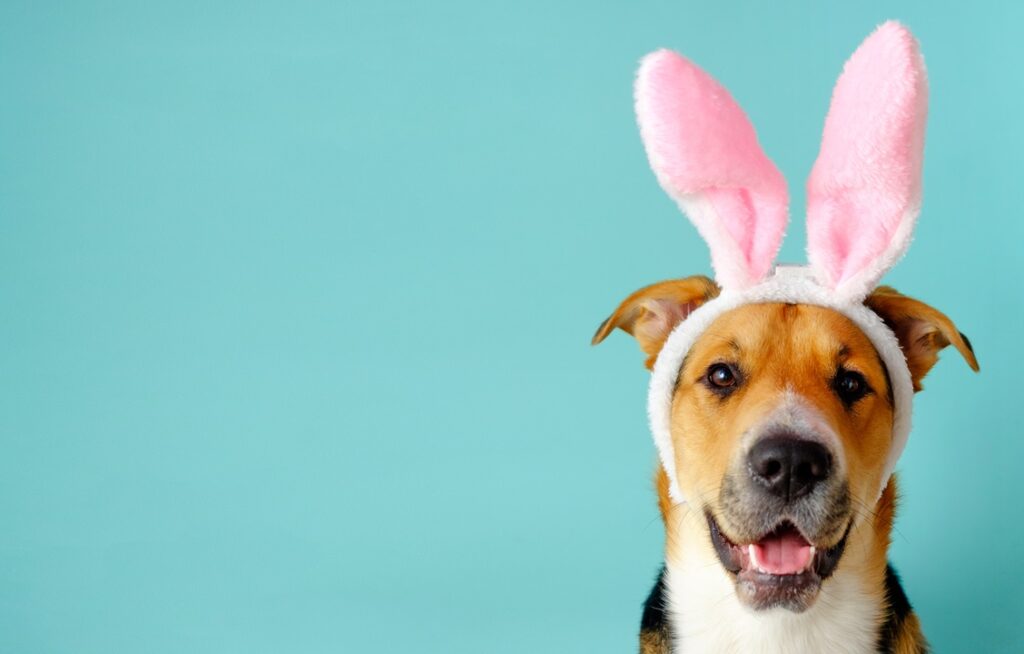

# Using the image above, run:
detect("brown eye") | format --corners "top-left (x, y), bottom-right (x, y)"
top-left (833, 369), bottom-right (870, 405)
top-left (707, 363), bottom-right (738, 389)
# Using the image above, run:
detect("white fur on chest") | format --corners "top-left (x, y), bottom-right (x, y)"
top-left (665, 554), bottom-right (881, 654)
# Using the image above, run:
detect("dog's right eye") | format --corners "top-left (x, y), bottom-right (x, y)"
top-left (833, 368), bottom-right (871, 406)
top-left (706, 363), bottom-right (739, 392)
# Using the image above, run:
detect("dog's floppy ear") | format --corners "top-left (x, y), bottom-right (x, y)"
top-left (592, 276), bottom-right (719, 369)
top-left (865, 286), bottom-right (979, 391)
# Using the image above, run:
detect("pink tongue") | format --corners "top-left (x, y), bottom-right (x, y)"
top-left (753, 530), bottom-right (813, 575)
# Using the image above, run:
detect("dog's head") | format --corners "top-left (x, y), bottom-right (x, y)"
top-left (593, 279), bottom-right (977, 611)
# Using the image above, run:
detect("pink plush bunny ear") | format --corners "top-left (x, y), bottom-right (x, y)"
top-left (806, 22), bottom-right (929, 301)
top-left (636, 50), bottom-right (788, 290)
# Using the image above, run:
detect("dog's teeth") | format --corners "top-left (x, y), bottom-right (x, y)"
top-left (807, 546), bottom-right (817, 571)
top-left (747, 544), bottom-right (763, 572)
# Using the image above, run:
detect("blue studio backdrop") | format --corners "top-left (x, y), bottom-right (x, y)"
top-left (1, 1), bottom-right (1021, 652)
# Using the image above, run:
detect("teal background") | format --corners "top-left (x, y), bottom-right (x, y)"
top-left (1, 1), bottom-right (1021, 652)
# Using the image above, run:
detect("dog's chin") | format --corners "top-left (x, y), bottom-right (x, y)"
top-left (706, 512), bottom-right (851, 613)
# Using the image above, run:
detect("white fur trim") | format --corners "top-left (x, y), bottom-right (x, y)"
top-left (649, 265), bottom-right (913, 504)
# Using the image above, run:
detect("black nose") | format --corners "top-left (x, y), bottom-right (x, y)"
top-left (747, 436), bottom-right (832, 501)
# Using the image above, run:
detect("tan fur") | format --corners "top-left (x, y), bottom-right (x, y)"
top-left (892, 613), bottom-right (928, 653)
top-left (654, 466), bottom-right (672, 527)
top-left (640, 625), bottom-right (671, 654)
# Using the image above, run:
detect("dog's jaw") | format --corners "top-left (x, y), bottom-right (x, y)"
top-left (664, 507), bottom-right (885, 654)
top-left (706, 512), bottom-right (851, 613)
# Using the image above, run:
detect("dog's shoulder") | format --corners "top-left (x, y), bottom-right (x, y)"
top-left (639, 567), bottom-right (671, 654)
top-left (878, 564), bottom-right (929, 654)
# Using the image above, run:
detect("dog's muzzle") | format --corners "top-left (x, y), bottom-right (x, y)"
top-left (706, 433), bottom-right (852, 612)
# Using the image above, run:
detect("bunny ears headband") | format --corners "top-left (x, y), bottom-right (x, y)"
top-left (641, 22), bottom-right (927, 504)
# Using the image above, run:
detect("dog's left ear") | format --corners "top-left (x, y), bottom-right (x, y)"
top-left (592, 276), bottom-right (719, 370)
top-left (865, 286), bottom-right (980, 391)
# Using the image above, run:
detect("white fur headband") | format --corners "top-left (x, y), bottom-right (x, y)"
top-left (636, 22), bottom-right (928, 504)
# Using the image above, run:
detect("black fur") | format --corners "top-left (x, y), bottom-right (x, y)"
top-left (639, 566), bottom-right (670, 652)
top-left (876, 564), bottom-right (927, 653)
top-left (959, 331), bottom-right (975, 355)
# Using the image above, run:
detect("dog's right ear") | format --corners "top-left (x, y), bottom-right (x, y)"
top-left (865, 286), bottom-right (979, 391)
top-left (592, 276), bottom-right (719, 369)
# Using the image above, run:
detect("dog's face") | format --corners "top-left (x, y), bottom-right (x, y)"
top-left (672, 302), bottom-right (891, 612)
top-left (594, 277), bottom-right (977, 613)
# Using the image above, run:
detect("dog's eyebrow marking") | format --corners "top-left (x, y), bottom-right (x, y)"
top-left (673, 353), bottom-right (693, 393)
top-left (728, 338), bottom-right (741, 352)
top-left (876, 351), bottom-right (894, 407)
top-left (836, 344), bottom-right (851, 360)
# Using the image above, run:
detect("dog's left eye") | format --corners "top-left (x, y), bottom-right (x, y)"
top-left (833, 369), bottom-right (870, 404)
top-left (706, 363), bottom-right (739, 390)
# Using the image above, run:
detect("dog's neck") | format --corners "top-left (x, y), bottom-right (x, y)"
top-left (664, 543), bottom-right (882, 654)
top-left (662, 486), bottom-right (896, 654)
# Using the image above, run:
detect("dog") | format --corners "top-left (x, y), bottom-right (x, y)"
top-left (594, 281), bottom-right (976, 653)
top-left (593, 22), bottom-right (978, 654)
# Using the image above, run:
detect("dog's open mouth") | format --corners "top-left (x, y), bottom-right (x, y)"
top-left (707, 512), bottom-right (850, 611)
